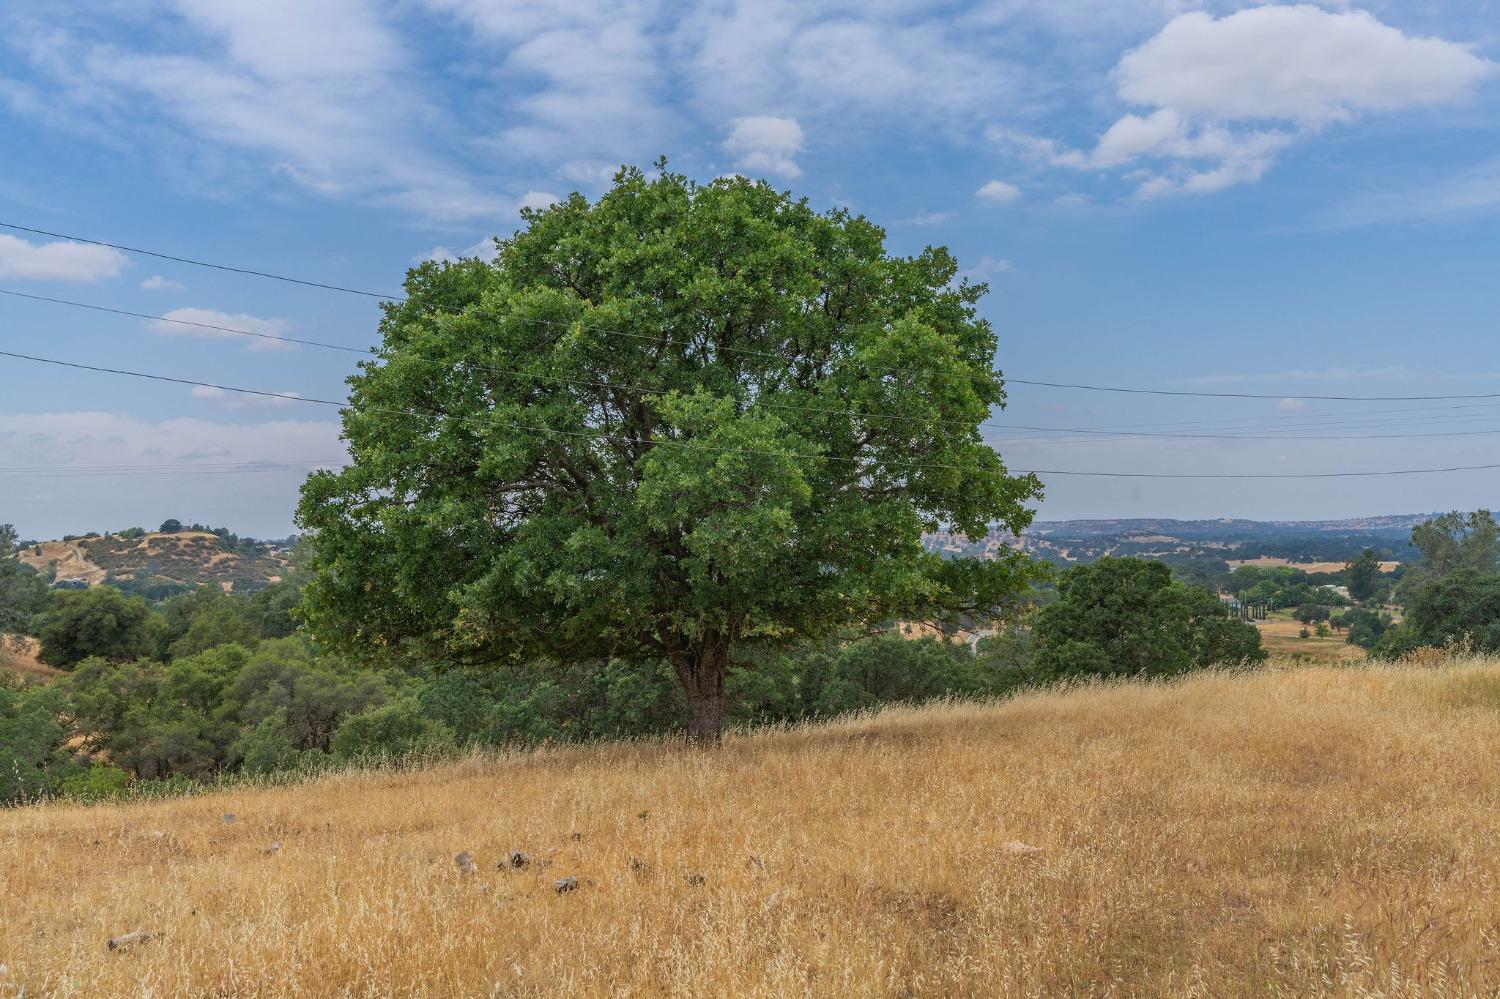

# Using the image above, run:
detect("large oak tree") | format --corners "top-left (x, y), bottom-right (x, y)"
top-left (297, 166), bottom-right (1041, 740)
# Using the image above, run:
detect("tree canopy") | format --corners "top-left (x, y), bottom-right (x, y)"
top-left (1032, 558), bottom-right (1264, 679)
top-left (297, 165), bottom-right (1042, 739)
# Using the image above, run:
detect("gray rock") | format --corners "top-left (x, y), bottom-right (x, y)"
top-left (221, 813), bottom-right (236, 824)
top-left (554, 876), bottom-right (579, 893)
top-left (455, 851), bottom-right (478, 876)
top-left (107, 929), bottom-right (154, 951)
top-left (503, 850), bottom-right (529, 869)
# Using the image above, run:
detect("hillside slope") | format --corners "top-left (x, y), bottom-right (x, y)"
top-left (3, 663), bottom-right (1499, 996)
top-left (14, 531), bottom-right (288, 593)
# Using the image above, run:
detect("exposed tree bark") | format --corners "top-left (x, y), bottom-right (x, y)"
top-left (670, 637), bottom-right (729, 743)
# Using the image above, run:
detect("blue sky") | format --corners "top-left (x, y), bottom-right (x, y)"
top-left (1, 0), bottom-right (1499, 539)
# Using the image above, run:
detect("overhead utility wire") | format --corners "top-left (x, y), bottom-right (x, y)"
top-left (4, 348), bottom-right (1500, 480)
top-left (0, 222), bottom-right (392, 299)
top-left (8, 221), bottom-right (1500, 403)
top-left (14, 287), bottom-right (1500, 443)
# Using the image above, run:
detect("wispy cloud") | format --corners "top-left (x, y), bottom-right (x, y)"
top-left (0, 233), bottom-right (126, 282)
top-left (148, 307), bottom-right (298, 352)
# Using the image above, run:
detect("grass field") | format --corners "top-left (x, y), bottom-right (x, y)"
top-left (1255, 617), bottom-right (1368, 663)
top-left (4, 660), bottom-right (1500, 996)
top-left (0, 635), bottom-right (58, 679)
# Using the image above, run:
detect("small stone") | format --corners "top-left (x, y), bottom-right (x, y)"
top-left (221, 813), bottom-right (236, 824)
top-left (554, 876), bottom-right (579, 893)
top-left (684, 873), bottom-right (706, 887)
top-left (999, 841), bottom-right (1042, 856)
top-left (455, 851), bottom-right (479, 876)
top-left (107, 929), bottom-right (154, 951)
top-left (502, 850), bottom-right (529, 869)
top-left (263, 841), bottom-right (282, 855)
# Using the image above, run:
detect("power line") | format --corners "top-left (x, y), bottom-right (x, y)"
top-left (1023, 464), bottom-right (1500, 479)
top-left (1003, 377), bottom-right (1500, 403)
top-left (0, 348), bottom-right (990, 473)
top-left (0, 222), bottom-right (396, 300)
top-left (4, 347), bottom-right (1500, 480)
top-left (9, 220), bottom-right (1498, 403)
top-left (18, 287), bottom-right (1500, 443)
top-left (0, 288), bottom-right (372, 354)
top-left (0, 461), bottom-right (339, 479)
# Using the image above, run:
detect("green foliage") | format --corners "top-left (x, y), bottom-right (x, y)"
top-left (1, 523), bottom-right (52, 641)
top-left (1345, 548), bottom-right (1381, 603)
top-left (1399, 570), bottom-right (1500, 653)
top-left (60, 764), bottom-right (131, 802)
top-left (331, 698), bottom-right (454, 761)
top-left (1228, 565), bottom-right (1347, 612)
top-left (230, 710), bottom-right (311, 775)
top-left (223, 640), bottom-right (390, 753)
top-left (1401, 511), bottom-right (1500, 599)
top-left (0, 676), bottom-right (75, 803)
top-left (1293, 604), bottom-right (1330, 625)
top-left (34, 587), bottom-right (156, 667)
top-left (297, 164), bottom-right (1041, 738)
top-left (1342, 608), bottom-right (1394, 651)
top-left (1033, 558), bottom-right (1264, 680)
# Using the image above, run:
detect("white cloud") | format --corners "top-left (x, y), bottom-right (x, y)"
top-left (140, 274), bottom-right (185, 291)
top-left (680, 1), bottom-right (1020, 129)
top-left (0, 234), bottom-right (127, 282)
top-left (1023, 5), bottom-right (1498, 197)
top-left (723, 116), bottom-right (805, 178)
top-left (518, 190), bottom-right (560, 212)
top-left (3, 1), bottom-right (511, 221)
top-left (976, 179), bottom-right (1021, 202)
top-left (148, 307), bottom-right (297, 352)
top-left (963, 256), bottom-right (1013, 281)
top-left (426, 0), bottom-right (676, 166)
top-left (1116, 6), bottom-right (1496, 125)
top-left (1277, 398), bottom-right (1308, 413)
top-left (190, 385), bottom-right (301, 410)
top-left (906, 210), bottom-right (955, 226)
top-left (0, 410), bottom-right (345, 537)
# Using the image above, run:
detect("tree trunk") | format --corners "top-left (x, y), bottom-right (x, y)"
top-left (671, 639), bottom-right (728, 743)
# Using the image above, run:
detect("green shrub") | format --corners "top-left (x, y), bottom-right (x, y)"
top-left (331, 698), bottom-right (454, 762)
top-left (61, 764), bottom-right (131, 802)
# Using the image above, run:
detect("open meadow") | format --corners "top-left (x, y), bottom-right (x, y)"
top-left (4, 659), bottom-right (1500, 997)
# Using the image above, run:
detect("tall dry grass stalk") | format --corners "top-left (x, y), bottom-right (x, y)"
top-left (4, 659), bottom-right (1500, 997)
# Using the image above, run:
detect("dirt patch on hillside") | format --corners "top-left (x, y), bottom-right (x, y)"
top-left (15, 540), bottom-right (106, 587)
top-left (0, 636), bottom-right (59, 679)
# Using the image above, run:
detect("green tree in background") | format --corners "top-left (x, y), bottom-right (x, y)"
top-left (1400, 511), bottom-right (1500, 599)
top-left (0, 524), bottom-right (50, 646)
top-left (1033, 558), bottom-right (1264, 680)
top-left (1344, 548), bottom-right (1381, 603)
top-left (298, 164), bottom-right (1041, 740)
top-left (0, 676), bottom-right (75, 802)
top-left (34, 586), bottom-right (155, 667)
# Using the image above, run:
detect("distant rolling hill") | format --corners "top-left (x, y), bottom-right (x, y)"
top-left (927, 513), bottom-right (1438, 568)
top-left (15, 531), bottom-right (292, 596)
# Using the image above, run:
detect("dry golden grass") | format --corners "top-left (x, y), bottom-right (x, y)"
top-left (5, 660), bottom-right (1500, 997)
top-left (1256, 618), bottom-right (1368, 664)
top-left (1225, 557), bottom-right (1400, 574)
top-left (0, 635), bottom-right (58, 679)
